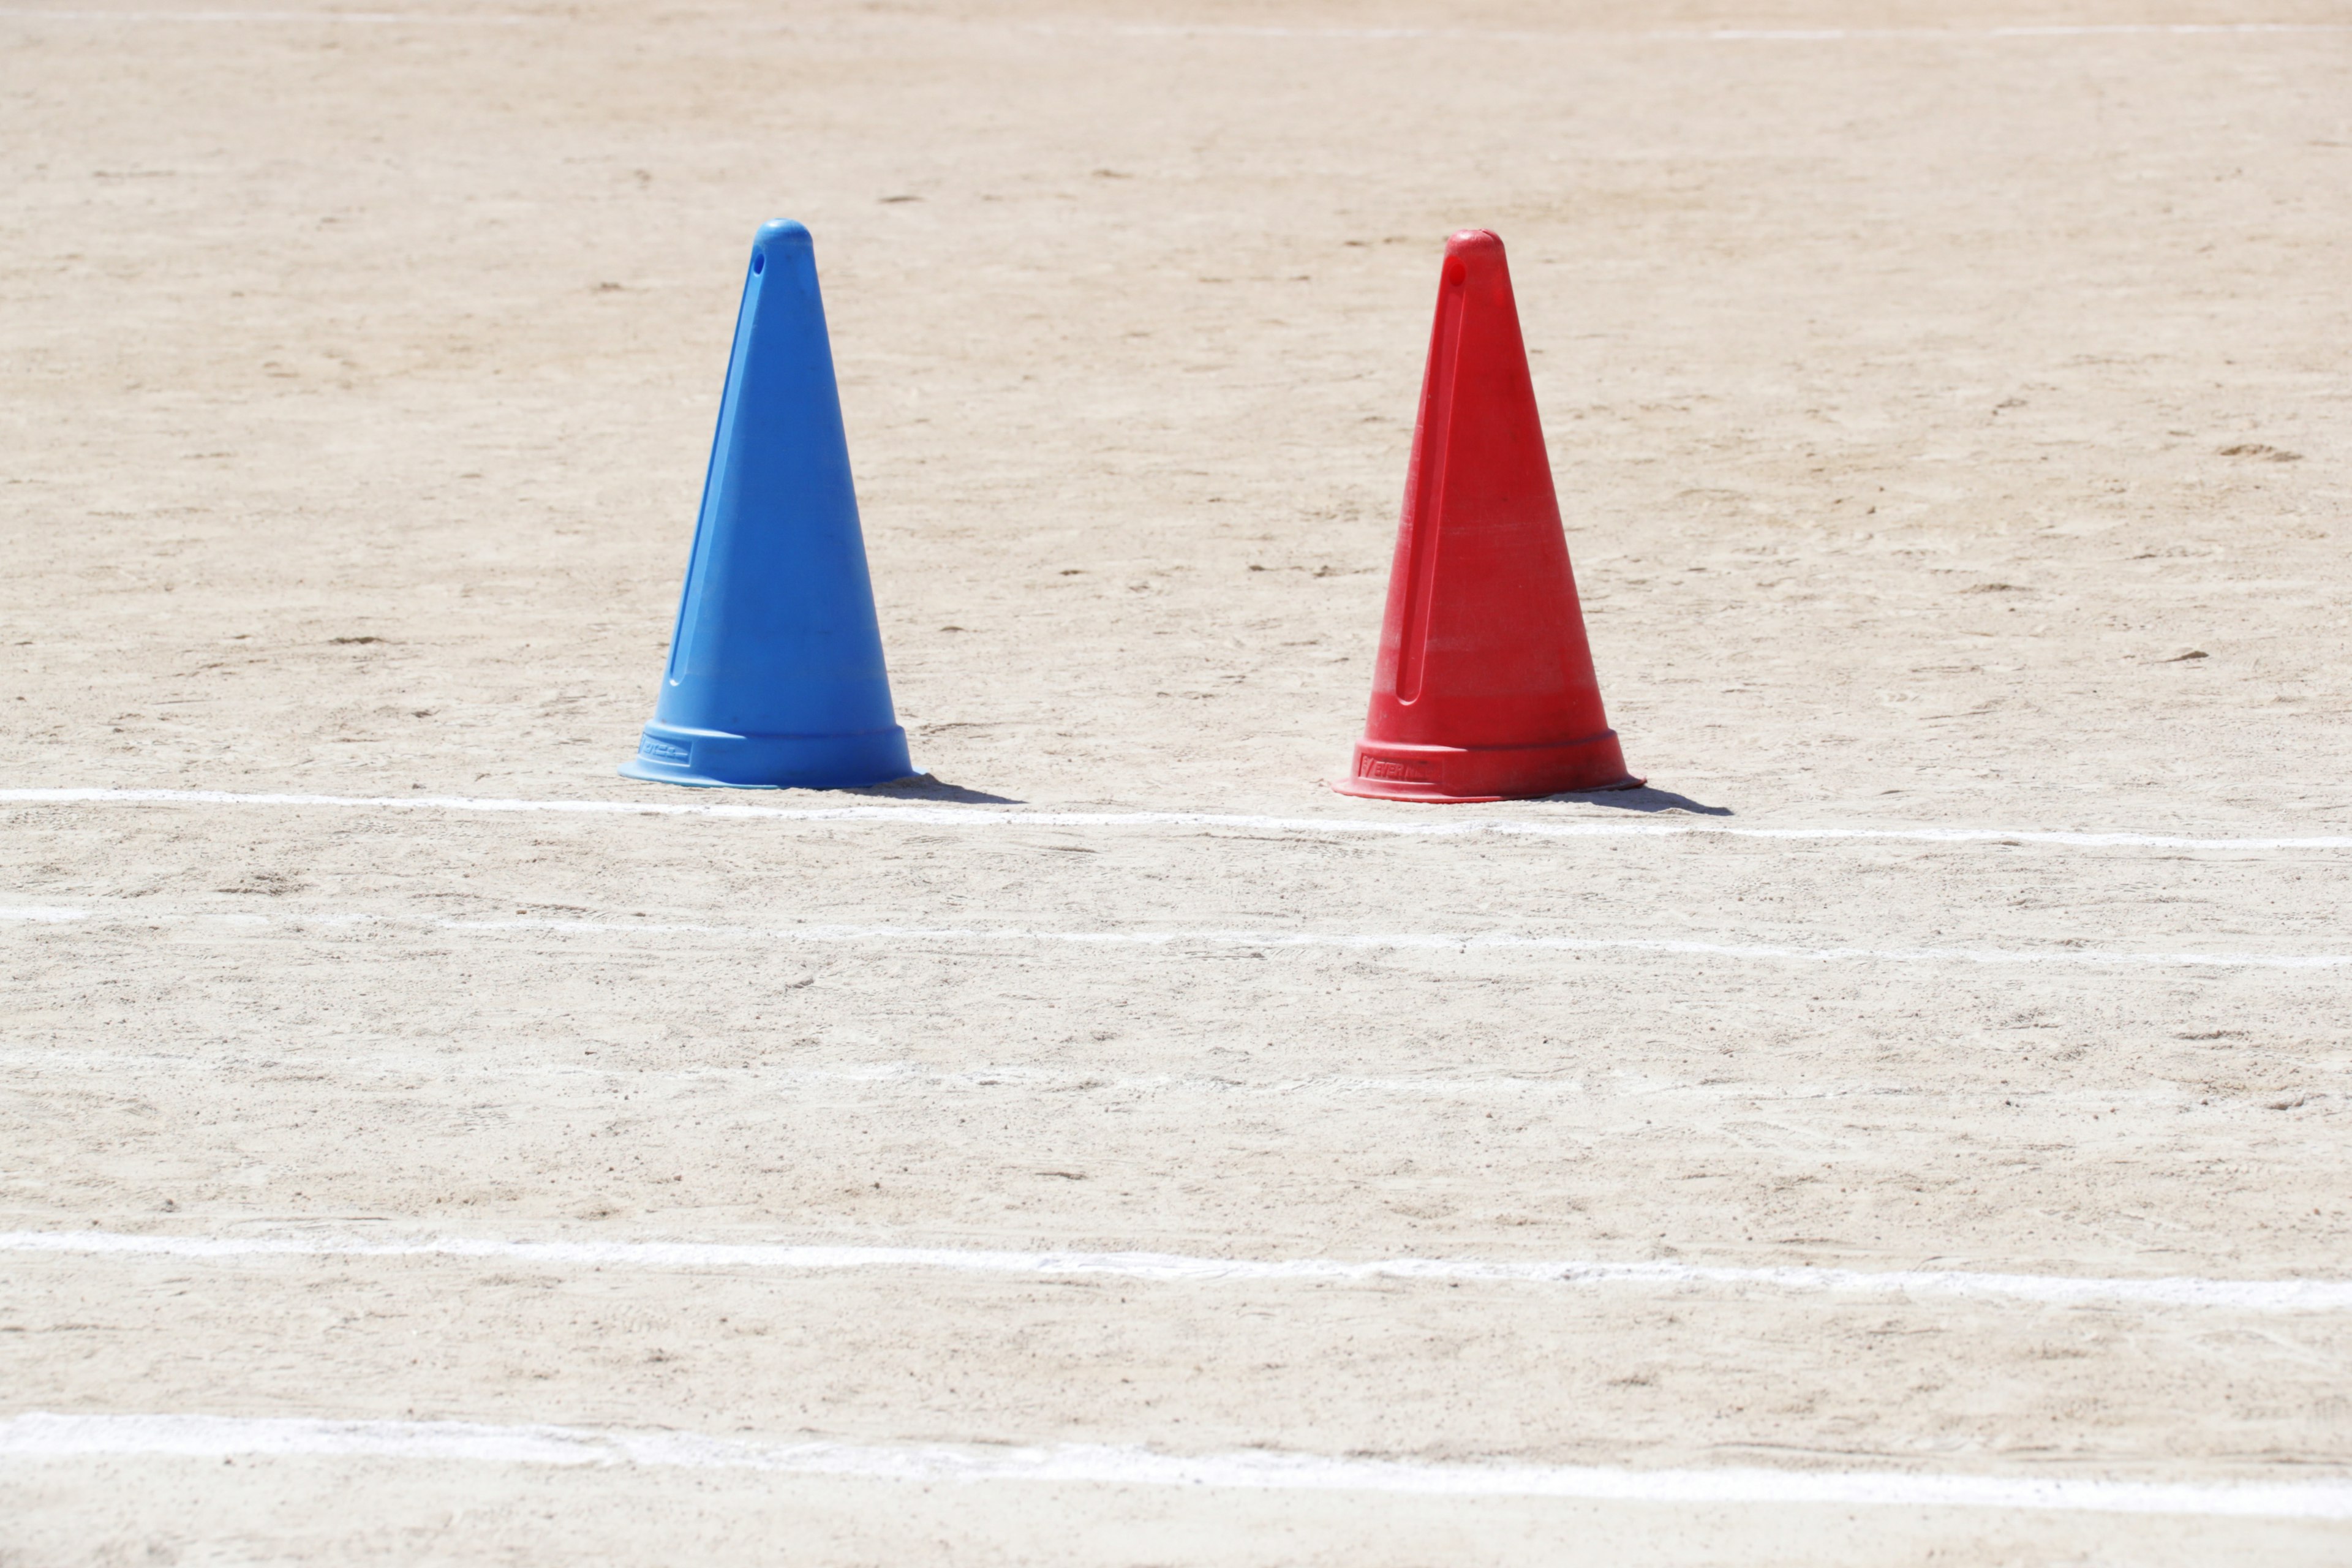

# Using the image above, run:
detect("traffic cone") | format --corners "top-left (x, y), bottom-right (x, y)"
top-left (620, 221), bottom-right (913, 791)
top-left (1334, 229), bottom-right (1637, 803)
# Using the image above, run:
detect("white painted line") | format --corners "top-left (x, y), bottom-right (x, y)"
top-left (1980, 22), bottom-right (2343, 35)
top-left (20, 13), bottom-right (2326, 36)
top-left (1095, 20), bottom-right (2352, 42)
top-left (6, 786), bottom-right (2349, 850)
top-left (15, 12), bottom-right (2340, 40)
top-left (0, 1050), bottom-right (2271, 1119)
top-left (9, 1229), bottom-right (2350, 1313)
top-left (10, 902), bottom-right (2347, 971)
top-left (2, 1412), bottom-right (2345, 1516)
top-left (4, 10), bottom-right (530, 23)
top-left (455, 919), bottom-right (2352, 971)
top-left (0, 1047), bottom-right (1977, 1104)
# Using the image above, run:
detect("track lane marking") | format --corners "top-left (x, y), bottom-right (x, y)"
top-left (4, 10), bottom-right (530, 21)
top-left (1101, 21), bottom-right (2352, 42)
top-left (7, 787), bottom-right (2350, 850)
top-left (11, 13), bottom-right (2340, 36)
top-left (4, 903), bottom-right (2346, 970)
top-left (9, 1229), bottom-right (2350, 1313)
top-left (0, 1048), bottom-right (2194, 1106)
top-left (2, 1412), bottom-right (2345, 1515)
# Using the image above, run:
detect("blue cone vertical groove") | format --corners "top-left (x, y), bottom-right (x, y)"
top-left (620, 221), bottom-right (913, 790)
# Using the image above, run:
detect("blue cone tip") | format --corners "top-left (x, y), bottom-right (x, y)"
top-left (619, 221), bottom-right (913, 791)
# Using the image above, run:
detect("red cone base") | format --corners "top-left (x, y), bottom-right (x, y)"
top-left (1333, 228), bottom-right (1639, 804)
top-left (1344, 731), bottom-right (1634, 804)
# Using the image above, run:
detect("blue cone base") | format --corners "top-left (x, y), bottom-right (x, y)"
top-left (617, 722), bottom-right (912, 791)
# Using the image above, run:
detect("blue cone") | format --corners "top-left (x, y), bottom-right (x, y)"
top-left (620, 221), bottom-right (913, 790)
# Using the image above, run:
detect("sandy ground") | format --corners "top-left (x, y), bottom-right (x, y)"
top-left (2, 1), bottom-right (2350, 1562)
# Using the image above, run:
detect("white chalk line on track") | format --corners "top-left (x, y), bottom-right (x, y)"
top-left (7, 786), bottom-right (2350, 850)
top-left (4, 1050), bottom-right (2296, 1125)
top-left (10, 12), bottom-right (2343, 37)
top-left (1095, 21), bottom-right (2352, 42)
top-left (3, 902), bottom-right (2345, 971)
top-left (4, 10), bottom-right (529, 21)
top-left (1, 1412), bottom-right (2345, 1517)
top-left (0, 1047), bottom-right (2128, 1107)
top-left (10, 1229), bottom-right (2351, 1314)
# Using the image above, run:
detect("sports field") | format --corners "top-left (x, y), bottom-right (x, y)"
top-left (3, 2), bottom-right (2350, 1561)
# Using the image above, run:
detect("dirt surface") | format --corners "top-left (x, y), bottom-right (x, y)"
top-left (2, 1), bottom-right (2350, 1562)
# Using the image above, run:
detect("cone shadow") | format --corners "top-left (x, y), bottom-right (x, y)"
top-left (1537, 785), bottom-right (1732, 816)
top-left (839, 775), bottom-right (1025, 805)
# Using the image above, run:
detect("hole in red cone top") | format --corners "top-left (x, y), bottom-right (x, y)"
top-left (1442, 257), bottom-right (1466, 286)
top-left (751, 251), bottom-right (766, 274)
top-left (1446, 228), bottom-right (1503, 256)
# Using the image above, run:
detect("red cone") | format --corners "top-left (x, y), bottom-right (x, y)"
top-left (1335, 229), bottom-right (1638, 803)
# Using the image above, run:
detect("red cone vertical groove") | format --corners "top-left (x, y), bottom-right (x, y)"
top-left (1335, 229), bottom-right (1637, 802)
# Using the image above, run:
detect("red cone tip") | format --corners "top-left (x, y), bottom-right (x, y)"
top-left (1333, 228), bottom-right (1638, 804)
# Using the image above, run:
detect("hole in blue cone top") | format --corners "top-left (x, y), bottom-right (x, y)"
top-left (751, 250), bottom-right (766, 274)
